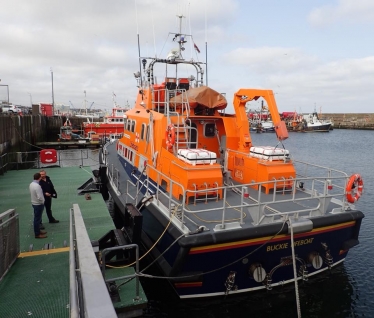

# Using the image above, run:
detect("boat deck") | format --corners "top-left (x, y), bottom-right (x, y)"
top-left (104, 142), bottom-right (350, 235)
top-left (0, 166), bottom-right (147, 317)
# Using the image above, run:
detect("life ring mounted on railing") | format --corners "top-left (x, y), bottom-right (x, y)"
top-left (346, 173), bottom-right (363, 203)
top-left (165, 124), bottom-right (175, 149)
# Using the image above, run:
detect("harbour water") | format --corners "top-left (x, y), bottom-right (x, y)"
top-left (60, 130), bottom-right (373, 317)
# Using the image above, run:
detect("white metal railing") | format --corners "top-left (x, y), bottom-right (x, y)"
top-left (103, 145), bottom-right (352, 230)
top-left (0, 149), bottom-right (95, 174)
top-left (152, 87), bottom-right (199, 151)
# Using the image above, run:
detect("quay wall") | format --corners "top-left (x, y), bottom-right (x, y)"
top-left (323, 113), bottom-right (374, 129)
top-left (0, 115), bottom-right (90, 155)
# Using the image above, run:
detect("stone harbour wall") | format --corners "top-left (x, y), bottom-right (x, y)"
top-left (323, 113), bottom-right (374, 129)
top-left (0, 115), bottom-right (63, 154)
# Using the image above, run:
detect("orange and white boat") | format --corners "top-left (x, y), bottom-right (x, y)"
top-left (97, 15), bottom-right (364, 299)
top-left (82, 102), bottom-right (129, 141)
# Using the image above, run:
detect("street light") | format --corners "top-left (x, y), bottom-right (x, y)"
top-left (27, 92), bottom-right (33, 106)
top-left (51, 67), bottom-right (55, 115)
top-left (0, 84), bottom-right (9, 105)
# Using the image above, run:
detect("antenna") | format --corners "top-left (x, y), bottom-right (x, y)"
top-left (134, 0), bottom-right (142, 86)
top-left (205, 2), bottom-right (208, 86)
top-left (176, 14), bottom-right (186, 58)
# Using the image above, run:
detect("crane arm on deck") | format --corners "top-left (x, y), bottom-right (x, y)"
top-left (233, 89), bottom-right (288, 151)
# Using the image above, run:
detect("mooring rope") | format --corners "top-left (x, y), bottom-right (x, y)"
top-left (288, 218), bottom-right (302, 318)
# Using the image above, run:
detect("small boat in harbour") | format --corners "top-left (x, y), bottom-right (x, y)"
top-left (250, 119), bottom-right (275, 133)
top-left (248, 103), bottom-right (275, 133)
top-left (58, 117), bottom-right (87, 141)
top-left (284, 110), bottom-right (333, 132)
top-left (82, 100), bottom-right (129, 141)
top-left (303, 111), bottom-right (333, 132)
top-left (98, 15), bottom-right (365, 300)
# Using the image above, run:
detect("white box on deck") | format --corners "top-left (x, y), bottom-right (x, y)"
top-left (250, 146), bottom-right (290, 161)
top-left (177, 149), bottom-right (217, 165)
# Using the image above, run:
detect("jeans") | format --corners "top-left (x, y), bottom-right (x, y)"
top-left (32, 204), bottom-right (44, 235)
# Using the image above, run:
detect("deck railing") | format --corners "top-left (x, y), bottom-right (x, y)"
top-left (70, 204), bottom-right (117, 318)
top-left (0, 149), bottom-right (97, 175)
top-left (0, 209), bottom-right (19, 282)
top-left (102, 145), bottom-right (352, 230)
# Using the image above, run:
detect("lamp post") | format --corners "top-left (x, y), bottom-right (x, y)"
top-left (51, 68), bottom-right (55, 115)
top-left (0, 83), bottom-right (9, 105)
top-left (27, 92), bottom-right (33, 106)
top-left (84, 90), bottom-right (87, 115)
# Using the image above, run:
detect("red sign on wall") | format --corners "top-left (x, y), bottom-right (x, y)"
top-left (40, 149), bottom-right (57, 164)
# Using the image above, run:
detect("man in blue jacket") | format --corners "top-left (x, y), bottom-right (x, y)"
top-left (39, 169), bottom-right (59, 224)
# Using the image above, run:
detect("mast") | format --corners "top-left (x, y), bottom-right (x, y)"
top-left (176, 14), bottom-right (186, 59)
top-left (84, 90), bottom-right (87, 115)
top-left (51, 68), bottom-right (55, 115)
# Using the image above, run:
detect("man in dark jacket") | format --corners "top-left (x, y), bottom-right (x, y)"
top-left (39, 169), bottom-right (59, 223)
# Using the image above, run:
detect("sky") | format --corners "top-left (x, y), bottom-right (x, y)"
top-left (1, 0), bottom-right (374, 114)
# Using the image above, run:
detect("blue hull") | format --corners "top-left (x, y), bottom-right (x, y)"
top-left (140, 204), bottom-right (361, 298)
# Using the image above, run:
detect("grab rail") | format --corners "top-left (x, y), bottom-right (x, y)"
top-left (69, 204), bottom-right (117, 318)
top-left (0, 149), bottom-right (95, 175)
top-left (104, 143), bottom-right (352, 230)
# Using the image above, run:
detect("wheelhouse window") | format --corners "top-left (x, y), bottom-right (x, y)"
top-left (141, 123), bottom-right (146, 140)
top-left (204, 123), bottom-right (216, 137)
top-left (146, 125), bottom-right (150, 142)
top-left (124, 118), bottom-right (127, 130)
top-left (131, 120), bottom-right (135, 132)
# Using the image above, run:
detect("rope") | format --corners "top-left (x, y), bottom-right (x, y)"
top-left (105, 204), bottom-right (180, 270)
top-left (288, 218), bottom-right (302, 318)
top-left (138, 220), bottom-right (288, 281)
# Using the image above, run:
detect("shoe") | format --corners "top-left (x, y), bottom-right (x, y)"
top-left (40, 230), bottom-right (47, 234)
top-left (49, 219), bottom-right (59, 223)
top-left (40, 225), bottom-right (45, 230)
top-left (35, 234), bottom-right (47, 239)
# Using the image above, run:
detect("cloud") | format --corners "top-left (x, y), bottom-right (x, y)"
top-left (223, 47), bottom-right (319, 74)
top-left (0, 0), bottom-right (237, 108)
top-left (221, 45), bottom-right (374, 113)
top-left (308, 0), bottom-right (374, 27)
top-left (1, 0), bottom-right (374, 113)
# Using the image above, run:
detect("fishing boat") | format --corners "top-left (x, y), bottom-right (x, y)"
top-left (248, 103), bottom-right (275, 133)
top-left (303, 111), bottom-right (333, 132)
top-left (250, 119), bottom-right (275, 133)
top-left (98, 16), bottom-right (364, 299)
top-left (284, 111), bottom-right (333, 132)
top-left (82, 100), bottom-right (129, 141)
top-left (58, 117), bottom-right (87, 141)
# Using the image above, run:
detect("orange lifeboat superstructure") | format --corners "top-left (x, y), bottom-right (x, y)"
top-left (117, 65), bottom-right (295, 201)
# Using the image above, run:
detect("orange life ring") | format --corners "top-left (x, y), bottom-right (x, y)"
top-left (165, 125), bottom-right (175, 149)
top-left (346, 174), bottom-right (363, 203)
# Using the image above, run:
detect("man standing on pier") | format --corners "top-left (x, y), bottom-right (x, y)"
top-left (39, 169), bottom-right (59, 224)
top-left (29, 173), bottom-right (47, 239)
